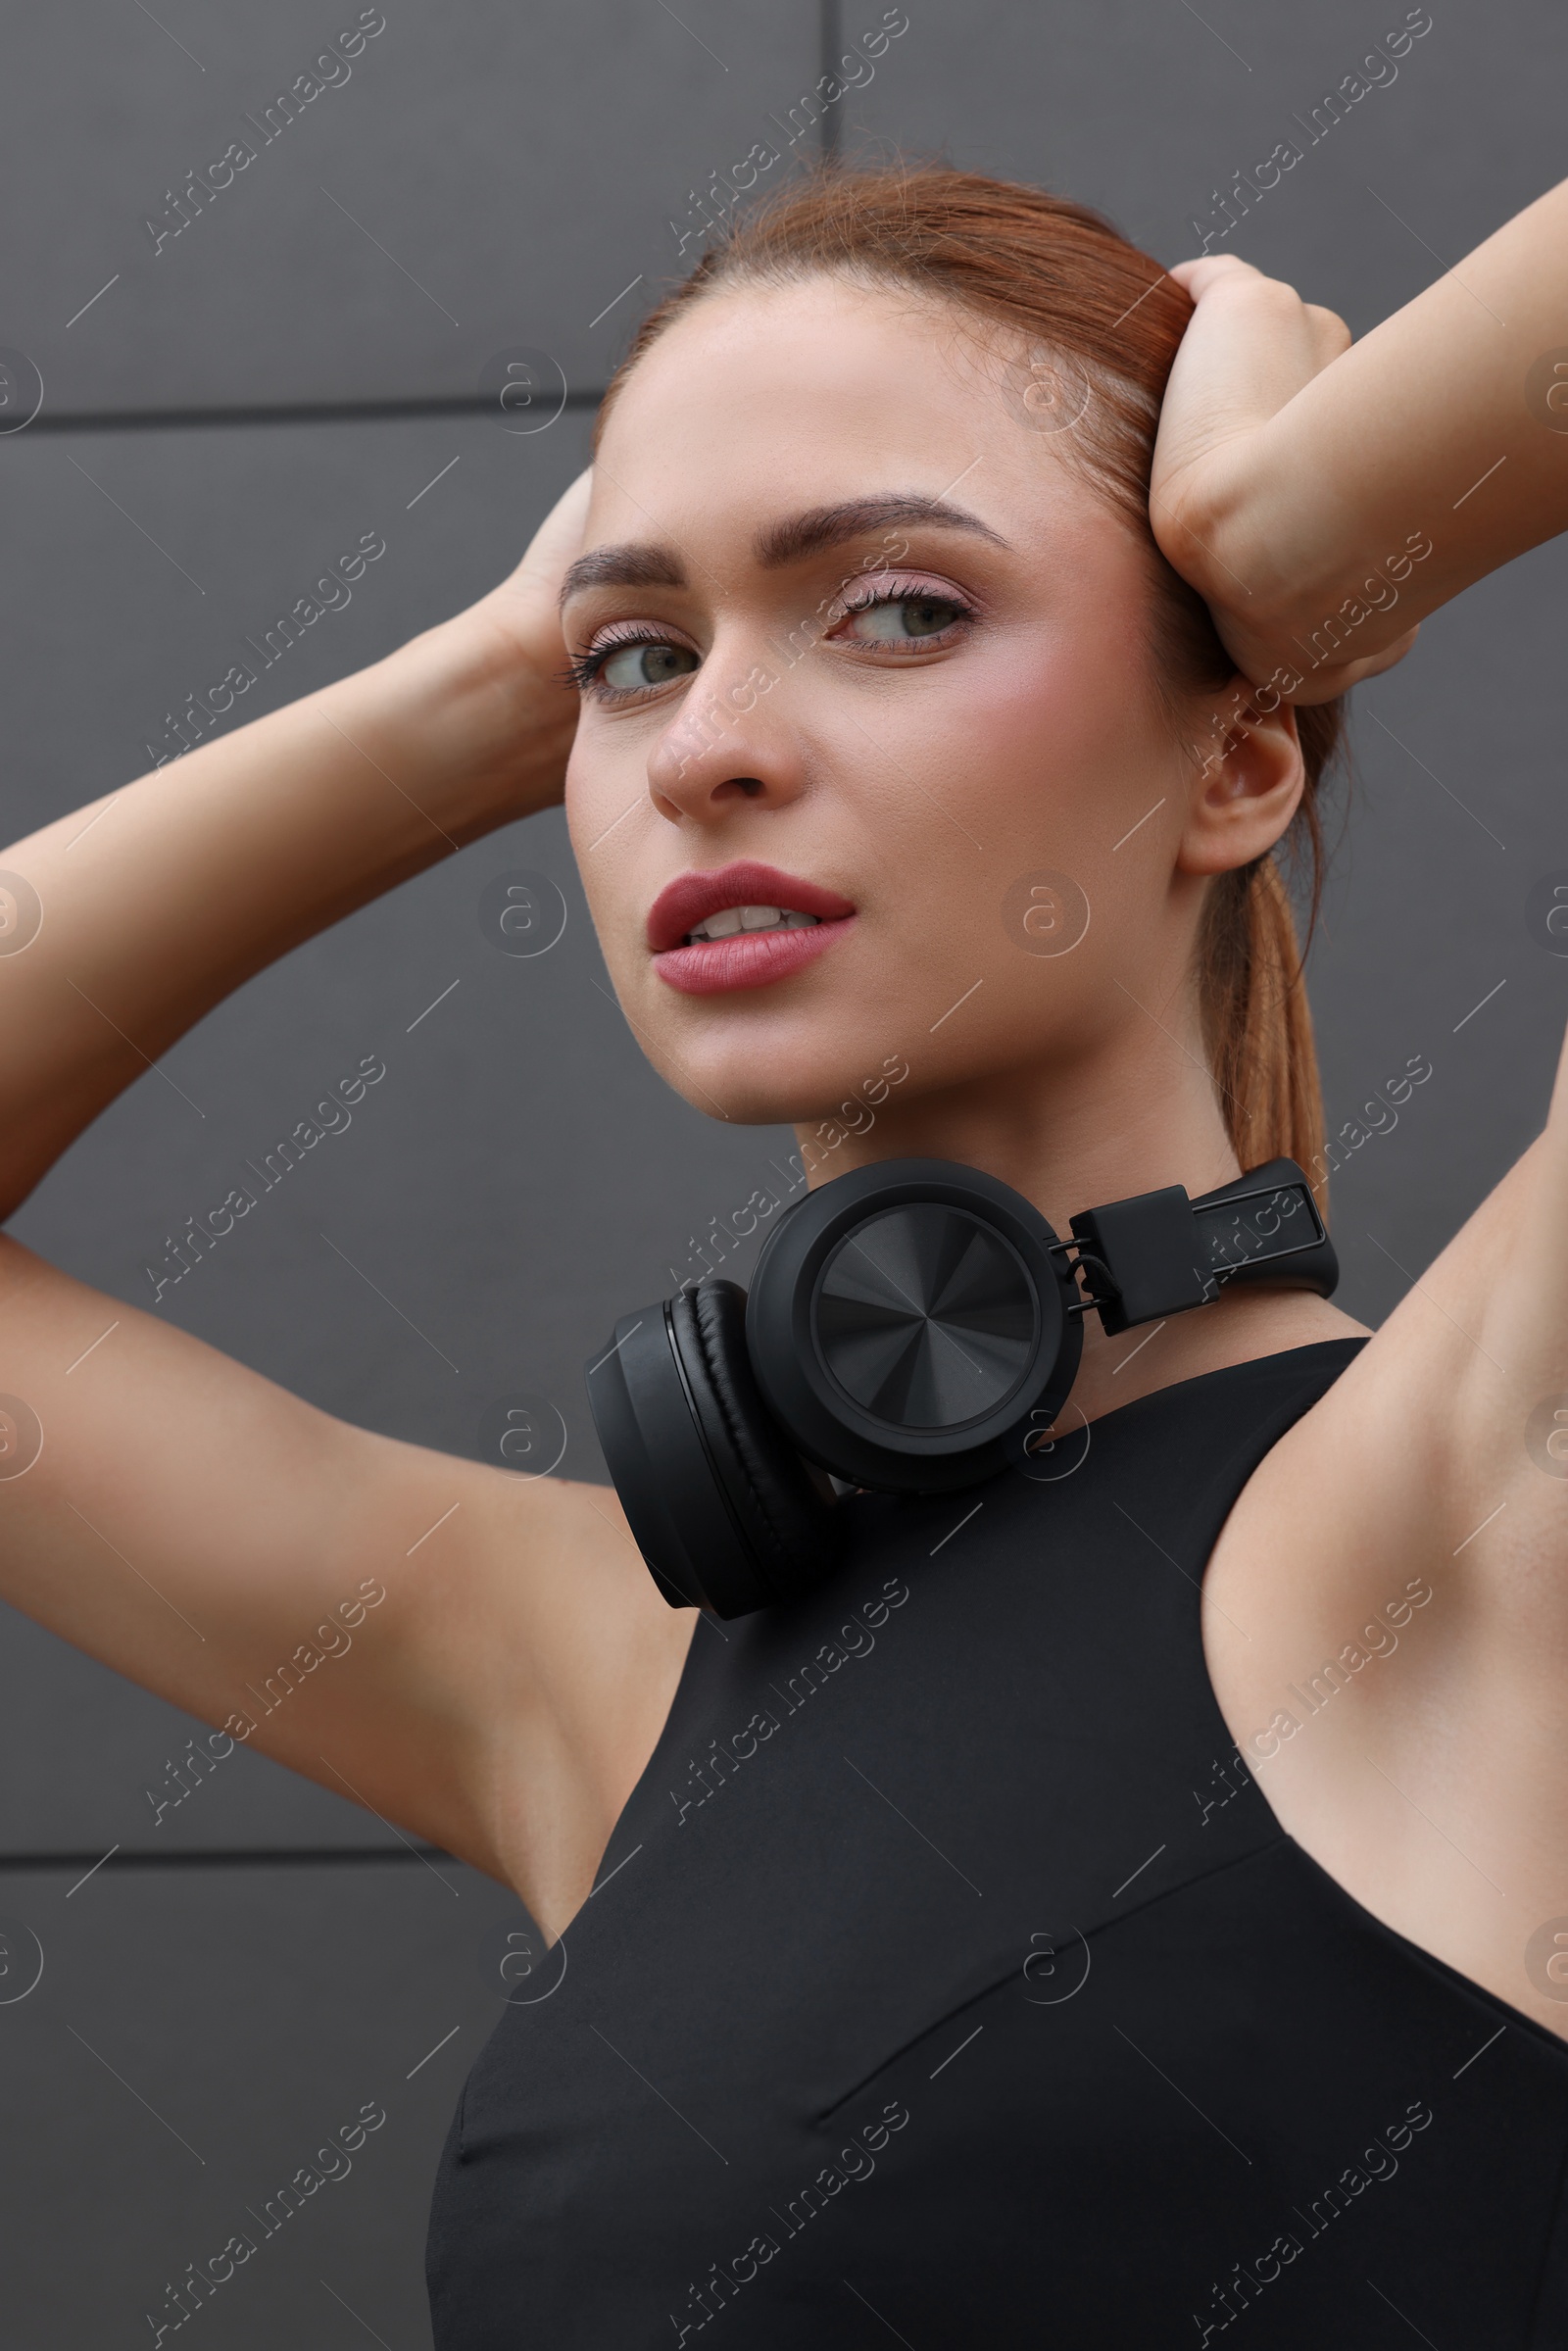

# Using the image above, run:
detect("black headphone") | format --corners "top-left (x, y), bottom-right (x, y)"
top-left (585, 1156), bottom-right (1338, 1618)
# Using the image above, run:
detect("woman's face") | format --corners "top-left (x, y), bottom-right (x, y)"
top-left (563, 275), bottom-right (1265, 1137)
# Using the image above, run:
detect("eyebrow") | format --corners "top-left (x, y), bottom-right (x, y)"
top-left (558, 492), bottom-right (1008, 608)
top-left (753, 493), bottom-right (1009, 568)
top-left (559, 542), bottom-right (686, 606)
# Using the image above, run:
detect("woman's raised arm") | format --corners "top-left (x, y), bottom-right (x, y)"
top-left (0, 471), bottom-right (588, 1218)
top-left (0, 471), bottom-right (694, 1932)
top-left (1149, 184), bottom-right (1568, 2002)
top-left (1149, 173), bottom-right (1568, 701)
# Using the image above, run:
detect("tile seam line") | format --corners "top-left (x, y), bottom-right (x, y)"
top-left (26, 389), bottom-right (608, 434)
top-left (0, 1841), bottom-right (454, 1869)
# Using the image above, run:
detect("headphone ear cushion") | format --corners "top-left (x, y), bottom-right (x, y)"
top-left (671, 1280), bottom-right (844, 1608)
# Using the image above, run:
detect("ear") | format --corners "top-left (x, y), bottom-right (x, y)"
top-left (1175, 682), bottom-right (1305, 877)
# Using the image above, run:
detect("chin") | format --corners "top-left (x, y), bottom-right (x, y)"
top-left (657, 1037), bottom-right (874, 1130)
top-left (627, 987), bottom-right (912, 1133)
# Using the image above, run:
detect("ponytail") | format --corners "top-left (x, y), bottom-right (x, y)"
top-left (1198, 695), bottom-right (1345, 1203)
top-left (1200, 853), bottom-right (1327, 1188)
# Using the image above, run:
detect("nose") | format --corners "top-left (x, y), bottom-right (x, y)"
top-left (645, 654), bottom-right (808, 828)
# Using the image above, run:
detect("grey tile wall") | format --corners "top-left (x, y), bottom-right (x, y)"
top-left (2, 0), bottom-right (1564, 2340)
top-left (839, 0), bottom-right (1567, 318)
top-left (0, 1855), bottom-right (527, 2345)
top-left (9, 0), bottom-right (818, 413)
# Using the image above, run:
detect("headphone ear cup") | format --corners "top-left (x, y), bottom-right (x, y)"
top-left (745, 1156), bottom-right (1080, 1491)
top-left (670, 1281), bottom-right (845, 1613)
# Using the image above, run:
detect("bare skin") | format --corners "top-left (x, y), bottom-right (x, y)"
top-left (1, 179), bottom-right (1565, 2051)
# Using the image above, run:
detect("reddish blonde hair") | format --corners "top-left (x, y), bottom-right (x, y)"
top-left (596, 165), bottom-right (1344, 1178)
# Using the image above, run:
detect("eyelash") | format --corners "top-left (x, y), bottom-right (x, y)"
top-left (560, 626), bottom-right (670, 698)
top-left (833, 577), bottom-right (977, 641)
top-left (564, 581), bottom-right (978, 702)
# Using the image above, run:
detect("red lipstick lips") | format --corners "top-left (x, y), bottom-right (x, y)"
top-left (647, 858), bottom-right (857, 996)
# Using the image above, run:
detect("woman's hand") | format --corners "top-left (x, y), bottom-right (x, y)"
top-left (1150, 258), bottom-right (1419, 704)
top-left (475, 465), bottom-right (594, 682)
top-left (414, 465), bottom-right (593, 815)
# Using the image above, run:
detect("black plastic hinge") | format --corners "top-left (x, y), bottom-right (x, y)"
top-left (1068, 1185), bottom-right (1207, 1336)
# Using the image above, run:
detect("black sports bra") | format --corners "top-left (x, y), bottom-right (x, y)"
top-left (426, 1340), bottom-right (1568, 2346)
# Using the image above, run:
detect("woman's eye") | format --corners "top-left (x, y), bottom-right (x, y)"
top-left (842, 594), bottom-right (968, 646)
top-left (598, 640), bottom-right (699, 692)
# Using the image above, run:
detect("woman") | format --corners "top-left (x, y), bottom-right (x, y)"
top-left (3, 166), bottom-right (1566, 2342)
